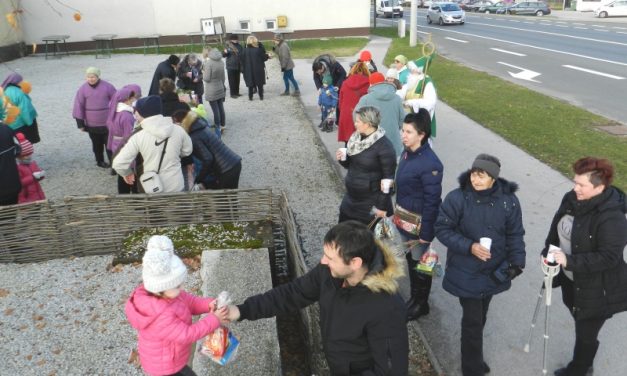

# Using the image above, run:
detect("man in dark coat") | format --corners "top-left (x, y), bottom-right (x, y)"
top-left (222, 34), bottom-right (243, 98)
top-left (0, 124), bottom-right (21, 205)
top-left (313, 54), bottom-right (347, 128)
top-left (148, 55), bottom-right (180, 96)
top-left (227, 221), bottom-right (409, 375)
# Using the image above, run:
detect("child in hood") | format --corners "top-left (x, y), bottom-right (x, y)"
top-left (318, 75), bottom-right (338, 132)
top-left (15, 132), bottom-right (45, 203)
top-left (125, 235), bottom-right (230, 376)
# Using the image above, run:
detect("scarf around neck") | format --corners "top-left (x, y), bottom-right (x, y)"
top-left (347, 127), bottom-right (386, 156)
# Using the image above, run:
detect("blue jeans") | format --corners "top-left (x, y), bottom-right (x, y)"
top-left (282, 69), bottom-right (299, 92)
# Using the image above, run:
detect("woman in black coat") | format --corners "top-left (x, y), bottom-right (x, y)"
top-left (542, 157), bottom-right (627, 376)
top-left (241, 35), bottom-right (269, 101)
top-left (0, 124), bottom-right (21, 205)
top-left (335, 106), bottom-right (396, 225)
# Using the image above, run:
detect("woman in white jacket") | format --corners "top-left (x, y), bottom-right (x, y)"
top-left (112, 95), bottom-right (193, 193)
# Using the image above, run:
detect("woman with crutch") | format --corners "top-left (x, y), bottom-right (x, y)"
top-left (435, 154), bottom-right (526, 376)
top-left (541, 157), bottom-right (627, 376)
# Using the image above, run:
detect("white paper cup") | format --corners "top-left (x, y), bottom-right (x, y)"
top-left (479, 237), bottom-right (492, 251)
top-left (339, 147), bottom-right (347, 161)
top-left (547, 244), bottom-right (560, 263)
top-left (381, 179), bottom-right (393, 194)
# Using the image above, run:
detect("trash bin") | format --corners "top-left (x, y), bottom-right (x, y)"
top-left (398, 18), bottom-right (406, 38)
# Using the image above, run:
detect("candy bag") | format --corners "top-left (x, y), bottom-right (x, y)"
top-left (199, 326), bottom-right (240, 366)
top-left (373, 216), bottom-right (405, 257)
top-left (415, 247), bottom-right (443, 276)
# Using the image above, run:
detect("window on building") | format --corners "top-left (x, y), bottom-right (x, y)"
top-left (265, 19), bottom-right (277, 30)
top-left (239, 20), bottom-right (250, 30)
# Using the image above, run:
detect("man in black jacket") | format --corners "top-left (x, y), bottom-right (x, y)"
top-left (148, 55), bottom-right (180, 96)
top-left (312, 54), bottom-right (347, 91)
top-left (228, 221), bottom-right (409, 375)
top-left (223, 34), bottom-right (243, 98)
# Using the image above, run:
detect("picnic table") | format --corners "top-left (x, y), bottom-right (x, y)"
top-left (41, 35), bottom-right (70, 60)
top-left (91, 34), bottom-right (117, 59)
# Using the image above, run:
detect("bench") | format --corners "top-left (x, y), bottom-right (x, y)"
top-left (41, 35), bottom-right (70, 60)
top-left (139, 34), bottom-right (161, 55)
top-left (91, 34), bottom-right (117, 59)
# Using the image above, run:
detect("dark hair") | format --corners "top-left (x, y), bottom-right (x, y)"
top-left (168, 54), bottom-right (180, 66)
top-left (323, 221), bottom-right (376, 266)
top-left (573, 157), bottom-right (614, 187)
top-left (403, 109), bottom-right (431, 145)
top-left (312, 61), bottom-right (324, 72)
top-left (171, 108), bottom-right (191, 124)
top-left (159, 77), bottom-right (175, 94)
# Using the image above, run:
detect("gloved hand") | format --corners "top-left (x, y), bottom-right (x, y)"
top-left (505, 265), bottom-right (523, 280)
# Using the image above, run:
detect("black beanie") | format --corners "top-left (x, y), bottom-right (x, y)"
top-left (472, 154), bottom-right (501, 179)
top-left (135, 95), bottom-right (163, 118)
top-left (168, 54), bottom-right (180, 66)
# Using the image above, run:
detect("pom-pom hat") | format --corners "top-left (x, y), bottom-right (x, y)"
top-left (359, 50), bottom-right (372, 62)
top-left (16, 132), bottom-right (33, 157)
top-left (142, 235), bottom-right (187, 294)
top-left (369, 72), bottom-right (385, 86)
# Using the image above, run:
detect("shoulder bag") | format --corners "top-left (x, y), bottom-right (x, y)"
top-left (140, 138), bottom-right (169, 194)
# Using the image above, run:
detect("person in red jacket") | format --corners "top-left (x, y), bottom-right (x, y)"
top-left (125, 235), bottom-right (230, 376)
top-left (337, 62), bottom-right (370, 144)
top-left (15, 132), bottom-right (45, 203)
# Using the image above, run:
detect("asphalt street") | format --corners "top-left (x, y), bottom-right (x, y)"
top-left (376, 10), bottom-right (627, 125)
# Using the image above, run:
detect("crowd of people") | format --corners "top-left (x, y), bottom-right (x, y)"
top-left (1, 34), bottom-right (626, 376)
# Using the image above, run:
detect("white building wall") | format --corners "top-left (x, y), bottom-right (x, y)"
top-left (0, 0), bottom-right (23, 47)
top-left (20, 0), bottom-right (370, 45)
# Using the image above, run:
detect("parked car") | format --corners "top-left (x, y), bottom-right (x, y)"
top-left (480, 1), bottom-right (507, 12)
top-left (467, 0), bottom-right (494, 11)
top-left (594, 0), bottom-right (627, 17)
top-left (496, 1), bottom-right (551, 15)
top-left (376, 0), bottom-right (404, 18)
top-left (459, 0), bottom-right (478, 10)
top-left (427, 2), bottom-right (466, 24)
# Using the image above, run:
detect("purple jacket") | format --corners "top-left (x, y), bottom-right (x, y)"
top-left (72, 79), bottom-right (116, 128)
top-left (107, 105), bottom-right (135, 154)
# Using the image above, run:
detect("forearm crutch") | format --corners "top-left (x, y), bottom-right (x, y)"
top-left (523, 283), bottom-right (545, 353)
top-left (540, 259), bottom-right (560, 375)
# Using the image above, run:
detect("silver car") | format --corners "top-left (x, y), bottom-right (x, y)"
top-left (427, 2), bottom-right (466, 25)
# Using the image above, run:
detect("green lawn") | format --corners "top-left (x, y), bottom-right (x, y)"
top-left (372, 28), bottom-right (627, 191)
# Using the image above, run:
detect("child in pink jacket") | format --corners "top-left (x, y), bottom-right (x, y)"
top-left (15, 132), bottom-right (45, 203)
top-left (125, 235), bottom-right (229, 376)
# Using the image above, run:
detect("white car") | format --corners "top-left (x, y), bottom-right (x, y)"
top-left (427, 2), bottom-right (466, 25)
top-left (594, 0), bottom-right (627, 17)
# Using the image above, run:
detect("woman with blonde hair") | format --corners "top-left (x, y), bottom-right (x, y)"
top-left (241, 35), bottom-right (269, 101)
top-left (337, 62), bottom-right (370, 144)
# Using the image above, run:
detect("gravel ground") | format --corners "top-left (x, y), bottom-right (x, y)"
top-left (0, 54), bottom-right (341, 375)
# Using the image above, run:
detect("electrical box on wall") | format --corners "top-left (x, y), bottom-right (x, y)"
top-left (277, 15), bottom-right (288, 28)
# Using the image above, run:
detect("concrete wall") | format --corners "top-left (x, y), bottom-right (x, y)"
top-left (20, 0), bottom-right (370, 44)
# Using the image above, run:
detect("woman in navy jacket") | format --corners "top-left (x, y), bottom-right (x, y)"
top-left (435, 154), bottom-right (526, 376)
top-left (394, 110), bottom-right (443, 321)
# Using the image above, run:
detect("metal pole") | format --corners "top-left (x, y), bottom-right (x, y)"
top-left (523, 283), bottom-right (545, 353)
top-left (410, 0), bottom-right (418, 47)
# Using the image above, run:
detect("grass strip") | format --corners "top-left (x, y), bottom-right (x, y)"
top-left (372, 27), bottom-right (626, 190)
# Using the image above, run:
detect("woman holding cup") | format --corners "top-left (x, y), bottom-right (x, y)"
top-left (541, 157), bottom-right (627, 376)
top-left (393, 110), bottom-right (443, 321)
top-left (435, 153), bottom-right (526, 376)
top-left (335, 106), bottom-right (396, 224)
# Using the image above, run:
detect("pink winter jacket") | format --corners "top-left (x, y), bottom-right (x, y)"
top-left (125, 285), bottom-right (219, 376)
top-left (17, 160), bottom-right (45, 203)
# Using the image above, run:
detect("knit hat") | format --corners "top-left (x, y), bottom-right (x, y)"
top-left (85, 67), bottom-right (100, 77)
top-left (142, 235), bottom-right (187, 294)
top-left (472, 154), bottom-right (501, 179)
top-left (369, 72), bottom-right (385, 86)
top-left (359, 50), bottom-right (372, 62)
top-left (322, 75), bottom-right (333, 86)
top-left (273, 33), bottom-right (284, 41)
top-left (16, 132), bottom-right (33, 157)
top-left (394, 55), bottom-right (408, 65)
top-left (385, 68), bottom-right (399, 79)
top-left (168, 54), bottom-right (180, 66)
top-left (134, 95), bottom-right (163, 118)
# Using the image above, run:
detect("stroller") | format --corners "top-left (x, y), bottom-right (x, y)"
top-left (319, 107), bottom-right (336, 133)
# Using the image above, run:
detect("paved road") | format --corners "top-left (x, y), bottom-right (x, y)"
top-left (376, 10), bottom-right (627, 125)
top-left (294, 35), bottom-right (627, 376)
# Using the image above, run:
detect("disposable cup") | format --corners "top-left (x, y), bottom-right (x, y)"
top-left (382, 179), bottom-right (393, 194)
top-left (479, 237), bottom-right (492, 251)
top-left (339, 147), bottom-right (347, 161)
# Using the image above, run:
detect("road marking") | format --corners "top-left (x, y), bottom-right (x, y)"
top-left (618, 32), bottom-right (627, 35)
top-left (445, 37), bottom-right (469, 43)
top-left (594, 29), bottom-right (609, 32)
top-left (563, 65), bottom-right (625, 80)
top-left (498, 62), bottom-right (542, 82)
top-left (466, 21), bottom-right (627, 47)
top-left (592, 25), bottom-right (606, 28)
top-left (523, 21), bottom-right (534, 24)
top-left (556, 21), bottom-right (567, 24)
top-left (491, 48), bottom-right (526, 56)
top-left (613, 26), bottom-right (627, 30)
top-left (419, 25), bottom-right (627, 67)
top-left (555, 25), bottom-right (569, 28)
top-left (574, 27), bottom-right (588, 30)
top-left (573, 22), bottom-right (586, 26)
top-left (509, 20), bottom-right (521, 22)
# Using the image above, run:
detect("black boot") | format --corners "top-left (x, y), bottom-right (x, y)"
top-left (406, 254), bottom-right (432, 321)
top-left (554, 340), bottom-right (598, 376)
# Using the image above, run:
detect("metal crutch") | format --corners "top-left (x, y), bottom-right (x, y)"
top-left (540, 258), bottom-right (560, 375)
top-left (523, 283), bottom-right (546, 353)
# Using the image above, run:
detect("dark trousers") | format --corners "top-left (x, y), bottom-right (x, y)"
top-left (0, 194), bottom-right (18, 206)
top-left (459, 295), bottom-right (493, 376)
top-left (166, 365), bottom-right (197, 376)
top-left (117, 175), bottom-right (138, 194)
top-left (217, 161), bottom-right (241, 189)
top-left (282, 69), bottom-right (299, 92)
top-left (209, 98), bottom-right (226, 128)
top-left (248, 85), bottom-right (264, 100)
top-left (227, 69), bottom-right (241, 96)
top-left (87, 130), bottom-right (109, 163)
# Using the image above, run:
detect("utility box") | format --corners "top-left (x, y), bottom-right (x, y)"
top-left (277, 15), bottom-right (288, 27)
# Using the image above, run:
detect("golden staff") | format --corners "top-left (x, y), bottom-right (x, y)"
top-left (420, 33), bottom-right (436, 97)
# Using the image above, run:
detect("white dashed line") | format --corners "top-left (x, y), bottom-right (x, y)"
top-left (445, 37), bottom-right (469, 43)
top-left (594, 29), bottom-right (609, 32)
top-left (509, 20), bottom-right (521, 22)
top-left (592, 25), bottom-right (606, 28)
top-left (618, 31), bottom-right (627, 35)
top-left (574, 27), bottom-right (588, 30)
top-left (613, 26), bottom-right (627, 30)
top-left (563, 65), bottom-right (625, 80)
top-left (555, 25), bottom-right (569, 28)
top-left (573, 22), bottom-right (586, 26)
top-left (491, 48), bottom-right (526, 56)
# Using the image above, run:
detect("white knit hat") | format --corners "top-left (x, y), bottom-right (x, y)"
top-left (142, 235), bottom-right (187, 293)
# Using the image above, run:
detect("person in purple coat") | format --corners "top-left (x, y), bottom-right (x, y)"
top-left (72, 67), bottom-right (117, 168)
top-left (106, 85), bottom-right (141, 193)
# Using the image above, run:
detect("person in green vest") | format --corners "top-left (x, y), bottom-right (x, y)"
top-left (402, 56), bottom-right (437, 140)
top-left (393, 55), bottom-right (409, 85)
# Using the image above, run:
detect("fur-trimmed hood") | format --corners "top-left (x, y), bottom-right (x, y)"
top-left (360, 240), bottom-right (405, 294)
top-left (457, 170), bottom-right (519, 195)
top-left (179, 110), bottom-right (199, 134)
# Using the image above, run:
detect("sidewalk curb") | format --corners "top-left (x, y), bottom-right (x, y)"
top-left (411, 321), bottom-right (445, 376)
